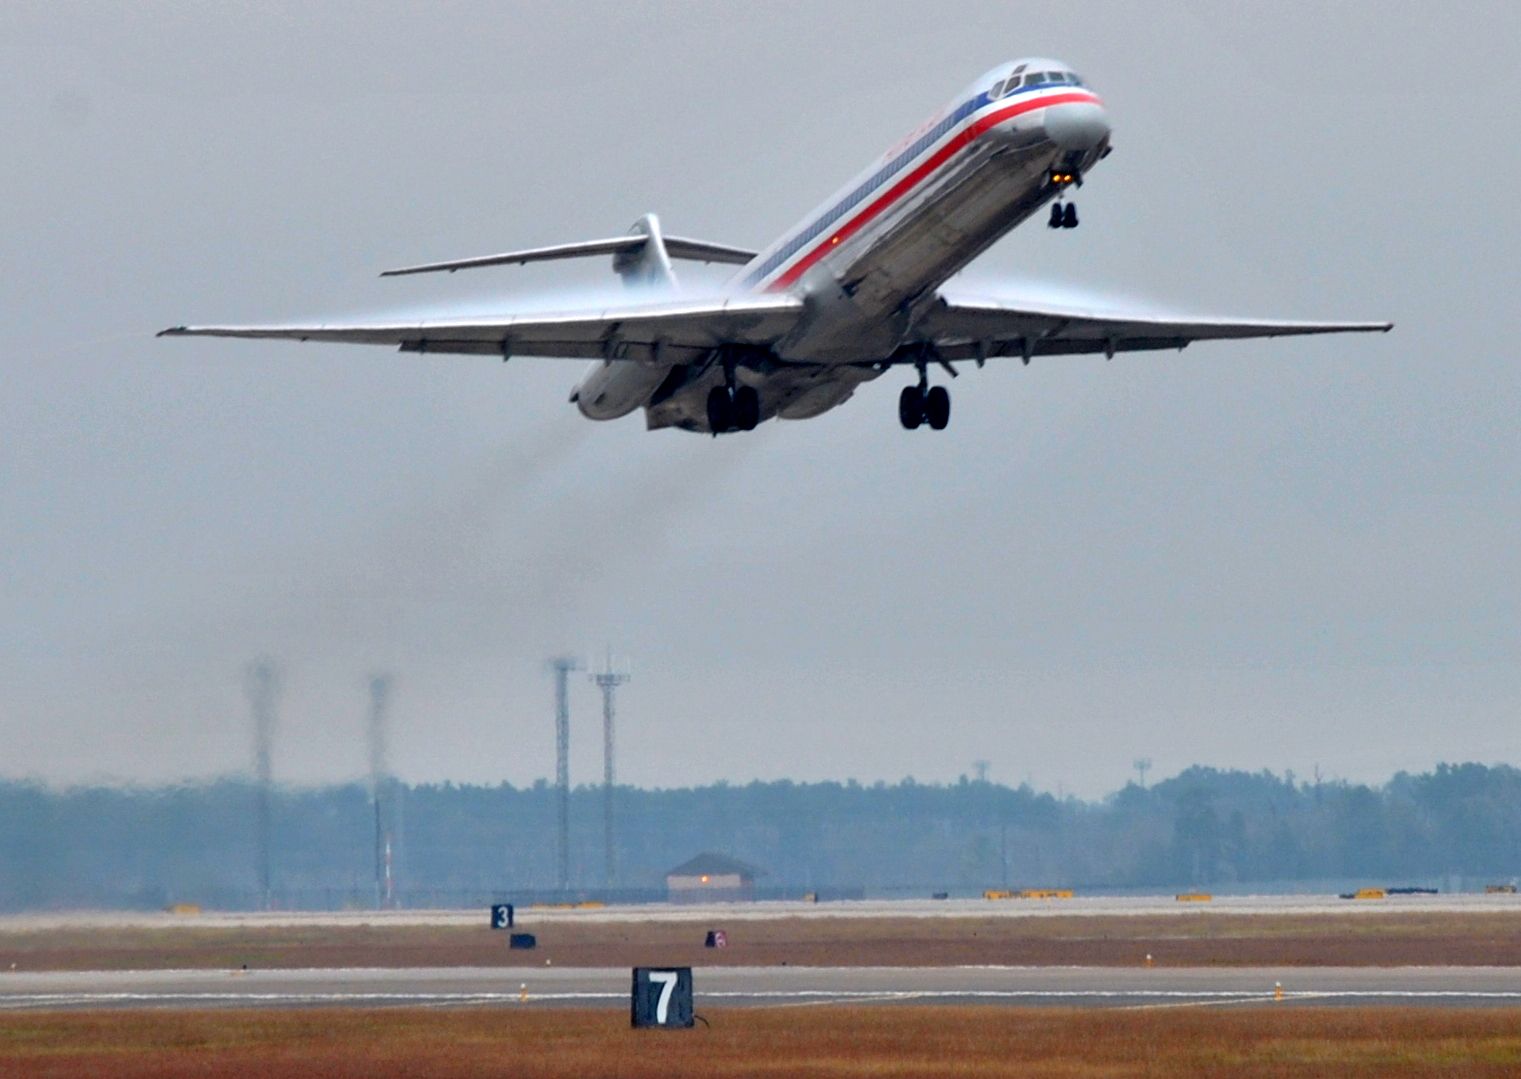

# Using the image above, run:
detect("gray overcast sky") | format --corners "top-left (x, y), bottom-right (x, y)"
top-left (3, 1), bottom-right (1516, 797)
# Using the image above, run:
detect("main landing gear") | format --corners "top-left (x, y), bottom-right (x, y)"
top-left (899, 381), bottom-right (950, 431)
top-left (707, 383), bottom-right (760, 434)
top-left (1047, 168), bottom-right (1080, 229)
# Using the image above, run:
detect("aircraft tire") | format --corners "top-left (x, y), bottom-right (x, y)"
top-left (733, 385), bottom-right (761, 431)
top-left (925, 385), bottom-right (951, 430)
top-left (1048, 202), bottom-right (1065, 229)
top-left (1063, 203), bottom-right (1079, 229)
top-left (706, 385), bottom-right (734, 433)
top-left (899, 386), bottom-right (925, 430)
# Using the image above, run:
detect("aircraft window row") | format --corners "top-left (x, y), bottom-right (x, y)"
top-left (745, 96), bottom-right (982, 284)
top-left (993, 70), bottom-right (1083, 97)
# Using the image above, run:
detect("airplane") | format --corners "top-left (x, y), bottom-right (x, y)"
top-left (161, 58), bottom-right (1391, 434)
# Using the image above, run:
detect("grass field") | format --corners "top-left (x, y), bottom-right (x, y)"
top-left (3, 911), bottom-right (1520, 970)
top-left (3, 1006), bottom-right (1520, 1077)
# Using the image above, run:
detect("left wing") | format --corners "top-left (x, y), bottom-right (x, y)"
top-left (913, 294), bottom-right (1392, 363)
top-left (158, 294), bottom-right (803, 363)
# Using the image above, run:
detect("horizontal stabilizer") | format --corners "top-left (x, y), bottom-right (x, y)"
top-left (381, 234), bottom-right (756, 277)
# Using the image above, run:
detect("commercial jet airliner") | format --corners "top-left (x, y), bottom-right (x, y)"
top-left (162, 59), bottom-right (1391, 434)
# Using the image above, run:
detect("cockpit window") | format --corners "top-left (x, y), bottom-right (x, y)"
top-left (1043, 71), bottom-right (1064, 84)
top-left (1025, 72), bottom-right (1048, 87)
top-left (1069, 73), bottom-right (1084, 86)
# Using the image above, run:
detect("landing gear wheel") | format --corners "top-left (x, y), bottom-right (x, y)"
top-left (1048, 202), bottom-right (1065, 229)
top-left (732, 385), bottom-right (761, 431)
top-left (924, 385), bottom-right (951, 430)
top-left (706, 385), bottom-right (734, 433)
top-left (898, 385), bottom-right (925, 430)
top-left (1062, 202), bottom-right (1079, 229)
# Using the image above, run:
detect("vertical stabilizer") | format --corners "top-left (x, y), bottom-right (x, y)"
top-left (613, 213), bottom-right (678, 289)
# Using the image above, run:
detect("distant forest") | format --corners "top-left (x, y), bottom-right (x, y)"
top-left (2, 763), bottom-right (1519, 911)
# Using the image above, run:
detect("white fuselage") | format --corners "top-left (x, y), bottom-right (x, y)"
top-left (575, 59), bottom-right (1111, 431)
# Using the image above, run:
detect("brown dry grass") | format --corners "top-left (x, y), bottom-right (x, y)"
top-left (4, 912), bottom-right (1521, 971)
top-left (3, 1006), bottom-right (1521, 1078)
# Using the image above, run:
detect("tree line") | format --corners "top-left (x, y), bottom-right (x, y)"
top-left (0, 763), bottom-right (1517, 910)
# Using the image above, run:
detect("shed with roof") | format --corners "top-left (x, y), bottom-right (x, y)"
top-left (665, 852), bottom-right (762, 903)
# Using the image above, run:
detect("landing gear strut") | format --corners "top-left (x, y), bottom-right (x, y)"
top-left (899, 375), bottom-right (951, 431)
top-left (707, 383), bottom-right (760, 434)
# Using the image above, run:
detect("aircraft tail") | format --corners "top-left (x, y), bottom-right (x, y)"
top-left (613, 214), bottom-right (678, 289)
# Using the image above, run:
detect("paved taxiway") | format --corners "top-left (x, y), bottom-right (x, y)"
top-left (3, 966), bottom-right (1518, 1011)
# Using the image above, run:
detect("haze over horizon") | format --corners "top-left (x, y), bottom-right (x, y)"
top-left (4, 2), bottom-right (1517, 799)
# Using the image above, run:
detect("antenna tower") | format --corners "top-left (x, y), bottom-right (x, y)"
top-left (244, 658), bottom-right (280, 910)
top-left (589, 652), bottom-right (631, 886)
top-left (1134, 757), bottom-right (1153, 789)
top-left (367, 673), bottom-right (394, 909)
top-left (548, 656), bottom-right (582, 892)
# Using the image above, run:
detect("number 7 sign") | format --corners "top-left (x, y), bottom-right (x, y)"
top-left (630, 967), bottom-right (694, 1028)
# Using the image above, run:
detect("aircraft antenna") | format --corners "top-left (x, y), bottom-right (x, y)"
top-left (548, 656), bottom-right (583, 893)
top-left (589, 651), bottom-right (631, 886)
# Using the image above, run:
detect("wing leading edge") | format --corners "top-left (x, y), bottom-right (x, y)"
top-left (158, 294), bottom-right (804, 364)
top-left (915, 294), bottom-right (1393, 362)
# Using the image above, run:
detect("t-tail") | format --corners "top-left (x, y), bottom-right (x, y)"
top-left (378, 212), bottom-right (756, 290)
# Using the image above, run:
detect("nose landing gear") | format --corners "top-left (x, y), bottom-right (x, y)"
top-left (1047, 169), bottom-right (1081, 229)
top-left (1048, 201), bottom-right (1079, 229)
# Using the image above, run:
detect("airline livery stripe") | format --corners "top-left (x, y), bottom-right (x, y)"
top-left (763, 90), bottom-right (1101, 290)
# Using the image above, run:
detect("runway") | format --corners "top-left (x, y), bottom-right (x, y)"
top-left (4, 891), bottom-right (1518, 934)
top-left (3, 965), bottom-right (1519, 1011)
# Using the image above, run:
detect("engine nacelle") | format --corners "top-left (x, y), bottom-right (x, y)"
top-left (572, 362), bottom-right (670, 420)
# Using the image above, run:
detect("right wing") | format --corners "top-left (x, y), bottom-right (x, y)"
top-left (158, 294), bottom-right (803, 363)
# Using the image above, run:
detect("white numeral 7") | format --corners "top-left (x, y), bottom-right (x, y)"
top-left (650, 970), bottom-right (678, 1023)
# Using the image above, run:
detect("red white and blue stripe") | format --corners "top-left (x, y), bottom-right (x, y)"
top-left (741, 80), bottom-right (1103, 292)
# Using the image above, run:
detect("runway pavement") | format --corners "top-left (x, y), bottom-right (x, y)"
top-left (2, 965), bottom-right (1518, 1011)
top-left (4, 892), bottom-right (1519, 934)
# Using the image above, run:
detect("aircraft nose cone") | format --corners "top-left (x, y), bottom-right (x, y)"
top-left (1043, 101), bottom-right (1109, 151)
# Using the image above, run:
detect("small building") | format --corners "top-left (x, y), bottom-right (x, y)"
top-left (665, 852), bottom-right (762, 903)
